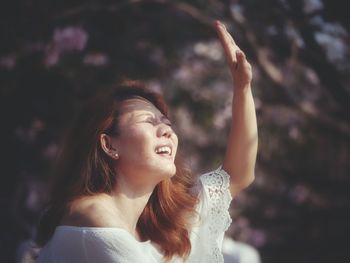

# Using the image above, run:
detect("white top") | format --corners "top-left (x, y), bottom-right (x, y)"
top-left (37, 166), bottom-right (233, 263)
top-left (222, 237), bottom-right (261, 263)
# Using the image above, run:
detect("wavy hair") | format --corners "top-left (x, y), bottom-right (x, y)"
top-left (36, 80), bottom-right (200, 262)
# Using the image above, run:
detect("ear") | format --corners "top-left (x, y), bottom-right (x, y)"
top-left (100, 133), bottom-right (119, 159)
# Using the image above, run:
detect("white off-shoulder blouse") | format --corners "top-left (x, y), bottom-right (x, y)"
top-left (37, 166), bottom-right (233, 263)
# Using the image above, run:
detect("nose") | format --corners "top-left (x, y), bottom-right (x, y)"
top-left (157, 124), bottom-right (173, 138)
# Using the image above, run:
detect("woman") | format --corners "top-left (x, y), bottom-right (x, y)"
top-left (36, 20), bottom-right (258, 263)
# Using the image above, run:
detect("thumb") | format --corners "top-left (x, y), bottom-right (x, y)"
top-left (236, 50), bottom-right (245, 65)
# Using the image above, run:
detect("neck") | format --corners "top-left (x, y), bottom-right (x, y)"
top-left (110, 174), bottom-right (157, 239)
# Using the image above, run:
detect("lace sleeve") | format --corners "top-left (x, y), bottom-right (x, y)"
top-left (198, 166), bottom-right (233, 263)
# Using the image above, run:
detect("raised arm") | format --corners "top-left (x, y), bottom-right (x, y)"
top-left (215, 20), bottom-right (258, 197)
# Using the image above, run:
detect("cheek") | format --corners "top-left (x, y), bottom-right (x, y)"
top-left (119, 127), bottom-right (154, 158)
top-left (173, 134), bottom-right (179, 152)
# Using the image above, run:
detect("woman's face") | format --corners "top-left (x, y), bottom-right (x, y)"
top-left (113, 97), bottom-right (178, 184)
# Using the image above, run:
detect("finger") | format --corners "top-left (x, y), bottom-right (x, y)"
top-left (223, 24), bottom-right (236, 46)
top-left (215, 21), bottom-right (237, 47)
top-left (236, 50), bottom-right (245, 62)
top-left (215, 22), bottom-right (238, 64)
top-left (236, 50), bottom-right (251, 71)
top-left (216, 23), bottom-right (232, 47)
top-left (235, 50), bottom-right (244, 70)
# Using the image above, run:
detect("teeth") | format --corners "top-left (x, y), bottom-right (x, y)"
top-left (155, 146), bottom-right (172, 155)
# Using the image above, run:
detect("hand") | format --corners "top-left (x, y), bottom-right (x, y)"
top-left (215, 20), bottom-right (252, 91)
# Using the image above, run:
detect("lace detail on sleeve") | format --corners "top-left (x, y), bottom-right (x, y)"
top-left (199, 166), bottom-right (233, 263)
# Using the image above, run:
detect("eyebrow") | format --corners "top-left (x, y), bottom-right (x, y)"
top-left (136, 112), bottom-right (155, 118)
top-left (137, 112), bottom-right (170, 121)
top-left (161, 115), bottom-right (172, 121)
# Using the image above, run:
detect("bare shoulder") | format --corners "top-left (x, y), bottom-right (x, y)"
top-left (61, 194), bottom-right (120, 228)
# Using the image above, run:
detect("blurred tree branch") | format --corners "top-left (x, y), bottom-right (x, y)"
top-left (227, 1), bottom-right (284, 86)
top-left (226, 0), bottom-right (350, 137)
top-left (54, 0), bottom-right (215, 26)
top-left (287, 0), bottom-right (350, 121)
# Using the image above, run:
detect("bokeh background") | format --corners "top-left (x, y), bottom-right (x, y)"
top-left (1, 0), bottom-right (350, 262)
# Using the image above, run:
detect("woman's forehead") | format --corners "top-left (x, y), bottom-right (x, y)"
top-left (119, 97), bottom-right (163, 116)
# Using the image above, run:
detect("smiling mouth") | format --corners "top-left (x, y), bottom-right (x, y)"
top-left (155, 145), bottom-right (172, 157)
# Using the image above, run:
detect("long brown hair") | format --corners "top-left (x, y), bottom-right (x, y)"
top-left (36, 80), bottom-right (200, 261)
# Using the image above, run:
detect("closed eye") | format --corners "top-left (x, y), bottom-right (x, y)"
top-left (144, 116), bottom-right (158, 125)
top-left (142, 115), bottom-right (172, 126)
top-left (144, 117), bottom-right (157, 124)
top-left (160, 116), bottom-right (172, 126)
top-left (164, 120), bottom-right (172, 126)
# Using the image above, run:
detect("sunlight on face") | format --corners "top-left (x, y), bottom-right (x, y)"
top-left (114, 97), bottom-right (178, 185)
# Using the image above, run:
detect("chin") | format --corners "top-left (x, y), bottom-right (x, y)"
top-left (156, 164), bottom-right (177, 179)
top-left (164, 165), bottom-right (177, 177)
top-left (169, 166), bottom-right (177, 177)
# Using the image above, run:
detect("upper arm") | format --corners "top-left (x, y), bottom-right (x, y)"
top-left (229, 177), bottom-right (254, 198)
top-left (222, 163), bottom-right (255, 197)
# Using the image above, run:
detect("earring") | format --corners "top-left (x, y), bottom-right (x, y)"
top-left (114, 153), bottom-right (119, 159)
